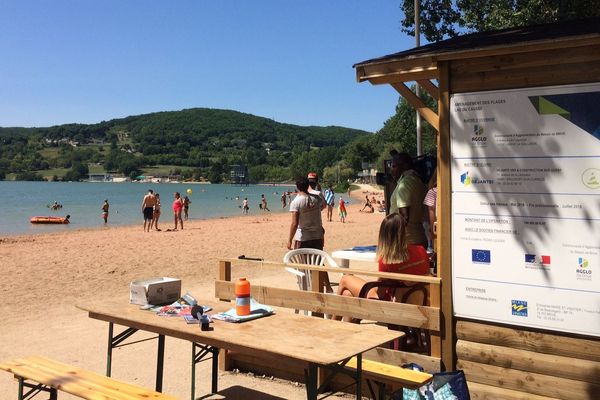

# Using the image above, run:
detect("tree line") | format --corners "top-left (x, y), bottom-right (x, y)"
top-left (0, 100), bottom-right (437, 185)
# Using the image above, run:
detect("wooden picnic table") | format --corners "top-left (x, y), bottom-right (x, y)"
top-left (78, 299), bottom-right (401, 400)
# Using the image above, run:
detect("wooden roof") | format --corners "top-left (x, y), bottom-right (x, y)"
top-left (355, 17), bottom-right (600, 84)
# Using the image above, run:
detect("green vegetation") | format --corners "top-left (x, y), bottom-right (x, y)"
top-left (0, 97), bottom-right (437, 184)
top-left (0, 108), bottom-right (372, 183)
top-left (400, 0), bottom-right (600, 42)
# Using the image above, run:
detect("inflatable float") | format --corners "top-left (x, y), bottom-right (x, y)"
top-left (30, 215), bottom-right (70, 224)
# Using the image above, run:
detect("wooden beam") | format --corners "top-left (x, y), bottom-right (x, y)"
top-left (416, 79), bottom-right (439, 100)
top-left (391, 82), bottom-right (440, 131)
top-left (457, 340), bottom-right (600, 383)
top-left (365, 68), bottom-right (439, 85)
top-left (214, 280), bottom-right (441, 331)
top-left (456, 320), bottom-right (600, 362)
top-left (436, 61), bottom-right (454, 372)
top-left (436, 35), bottom-right (600, 63)
top-left (468, 382), bottom-right (560, 400)
top-left (225, 258), bottom-right (442, 285)
top-left (457, 359), bottom-right (600, 400)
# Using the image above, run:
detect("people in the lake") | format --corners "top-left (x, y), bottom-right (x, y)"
top-left (102, 199), bottom-right (109, 224)
top-left (141, 189), bottom-right (157, 232)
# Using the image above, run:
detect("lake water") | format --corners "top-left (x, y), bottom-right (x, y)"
top-left (0, 181), bottom-right (294, 236)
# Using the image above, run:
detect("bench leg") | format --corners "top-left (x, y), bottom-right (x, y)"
top-left (105, 322), bottom-right (138, 377)
top-left (191, 342), bottom-right (220, 400)
top-left (304, 363), bottom-right (318, 400)
top-left (156, 334), bottom-right (165, 392)
top-left (17, 377), bottom-right (57, 400)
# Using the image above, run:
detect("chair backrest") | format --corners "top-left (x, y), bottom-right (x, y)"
top-left (283, 248), bottom-right (340, 268)
top-left (283, 248), bottom-right (340, 292)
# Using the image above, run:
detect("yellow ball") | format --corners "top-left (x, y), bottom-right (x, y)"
top-left (186, 188), bottom-right (193, 195)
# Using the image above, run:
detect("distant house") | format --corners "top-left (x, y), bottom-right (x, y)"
top-left (230, 164), bottom-right (249, 185)
top-left (88, 173), bottom-right (112, 182)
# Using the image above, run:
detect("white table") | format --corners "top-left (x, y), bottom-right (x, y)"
top-left (332, 248), bottom-right (376, 268)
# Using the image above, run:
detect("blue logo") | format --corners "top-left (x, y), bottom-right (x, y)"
top-left (511, 300), bottom-right (528, 317)
top-left (472, 249), bottom-right (491, 264)
top-left (525, 254), bottom-right (536, 263)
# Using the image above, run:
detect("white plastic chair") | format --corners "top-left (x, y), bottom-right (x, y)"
top-left (283, 248), bottom-right (340, 293)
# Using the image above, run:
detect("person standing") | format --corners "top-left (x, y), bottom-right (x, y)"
top-left (388, 153), bottom-right (427, 247)
top-left (324, 185), bottom-right (335, 222)
top-left (281, 192), bottom-right (287, 208)
top-left (173, 192), bottom-right (184, 230)
top-left (242, 198), bottom-right (249, 214)
top-left (287, 177), bottom-right (325, 250)
top-left (183, 196), bottom-right (191, 220)
top-left (101, 199), bottom-right (109, 224)
top-left (261, 194), bottom-right (270, 212)
top-left (141, 189), bottom-right (156, 232)
top-left (151, 193), bottom-right (161, 231)
top-left (338, 197), bottom-right (347, 223)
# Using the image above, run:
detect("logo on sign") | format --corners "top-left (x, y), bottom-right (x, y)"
top-left (581, 168), bottom-right (600, 189)
top-left (471, 124), bottom-right (487, 143)
top-left (576, 257), bottom-right (592, 280)
top-left (511, 300), bottom-right (528, 317)
top-left (472, 249), bottom-right (491, 264)
top-left (461, 171), bottom-right (471, 186)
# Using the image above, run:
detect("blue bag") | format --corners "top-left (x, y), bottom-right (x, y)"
top-left (395, 364), bottom-right (470, 400)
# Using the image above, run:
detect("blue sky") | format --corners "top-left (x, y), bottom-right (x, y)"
top-left (1, 1), bottom-right (420, 132)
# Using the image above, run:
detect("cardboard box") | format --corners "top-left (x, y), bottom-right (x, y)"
top-left (130, 277), bottom-right (182, 306)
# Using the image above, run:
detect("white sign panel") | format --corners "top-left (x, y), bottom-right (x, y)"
top-left (451, 83), bottom-right (600, 337)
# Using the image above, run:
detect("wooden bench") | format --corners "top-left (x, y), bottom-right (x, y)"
top-left (216, 258), bottom-right (443, 399)
top-left (346, 357), bottom-right (432, 398)
top-left (0, 356), bottom-right (176, 400)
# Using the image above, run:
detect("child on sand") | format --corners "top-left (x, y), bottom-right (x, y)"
top-left (338, 198), bottom-right (347, 223)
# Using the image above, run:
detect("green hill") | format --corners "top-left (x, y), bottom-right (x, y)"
top-left (0, 108), bottom-right (371, 183)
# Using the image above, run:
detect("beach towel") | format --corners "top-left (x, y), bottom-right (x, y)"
top-left (324, 189), bottom-right (335, 206)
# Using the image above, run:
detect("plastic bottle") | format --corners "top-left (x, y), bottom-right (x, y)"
top-left (235, 277), bottom-right (251, 316)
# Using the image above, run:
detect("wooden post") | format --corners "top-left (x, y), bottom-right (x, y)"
top-left (218, 260), bottom-right (232, 371)
top-left (437, 61), bottom-right (455, 371)
top-left (218, 261), bottom-right (231, 301)
top-left (428, 282), bottom-right (441, 358)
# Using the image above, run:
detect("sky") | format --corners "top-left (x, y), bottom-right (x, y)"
top-left (0, 1), bottom-right (421, 133)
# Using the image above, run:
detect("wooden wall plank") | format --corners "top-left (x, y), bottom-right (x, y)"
top-left (458, 359), bottom-right (600, 400)
top-left (468, 382), bottom-right (560, 400)
top-left (214, 280), bottom-right (440, 331)
top-left (451, 60), bottom-right (600, 93)
top-left (457, 340), bottom-right (600, 383)
top-left (457, 321), bottom-right (600, 362)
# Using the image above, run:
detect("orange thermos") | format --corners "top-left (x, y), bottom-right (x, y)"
top-left (235, 278), bottom-right (251, 316)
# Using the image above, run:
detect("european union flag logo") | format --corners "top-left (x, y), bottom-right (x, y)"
top-left (472, 249), bottom-right (491, 264)
top-left (525, 254), bottom-right (536, 263)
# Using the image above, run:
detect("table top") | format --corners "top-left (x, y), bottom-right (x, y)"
top-left (78, 300), bottom-right (401, 366)
top-left (332, 249), bottom-right (377, 262)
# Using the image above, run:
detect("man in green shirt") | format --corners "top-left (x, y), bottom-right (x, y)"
top-left (388, 153), bottom-right (427, 246)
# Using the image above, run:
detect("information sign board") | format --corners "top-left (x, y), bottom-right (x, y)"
top-left (451, 83), bottom-right (600, 337)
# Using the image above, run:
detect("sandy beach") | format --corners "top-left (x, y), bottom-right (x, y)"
top-left (0, 187), bottom-right (384, 399)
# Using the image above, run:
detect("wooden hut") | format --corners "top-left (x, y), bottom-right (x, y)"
top-left (354, 17), bottom-right (600, 399)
